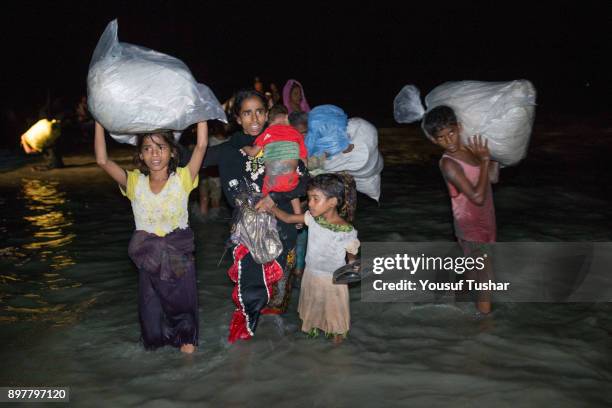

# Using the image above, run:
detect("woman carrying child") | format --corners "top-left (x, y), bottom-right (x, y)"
top-left (94, 120), bottom-right (208, 353)
top-left (202, 90), bottom-right (309, 342)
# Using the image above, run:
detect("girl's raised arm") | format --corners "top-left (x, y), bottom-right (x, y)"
top-left (187, 121), bottom-right (209, 181)
top-left (94, 121), bottom-right (127, 187)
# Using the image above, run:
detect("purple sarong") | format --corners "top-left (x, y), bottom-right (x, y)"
top-left (128, 228), bottom-right (198, 350)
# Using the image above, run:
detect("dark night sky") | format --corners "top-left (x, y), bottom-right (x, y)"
top-left (2, 0), bottom-right (610, 126)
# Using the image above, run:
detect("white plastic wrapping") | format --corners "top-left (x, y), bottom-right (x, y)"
top-left (394, 80), bottom-right (536, 166)
top-left (323, 118), bottom-right (384, 202)
top-left (231, 190), bottom-right (283, 265)
top-left (393, 85), bottom-right (425, 124)
top-left (87, 20), bottom-right (227, 145)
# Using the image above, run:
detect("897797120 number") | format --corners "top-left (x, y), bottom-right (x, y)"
top-left (1, 387), bottom-right (69, 402)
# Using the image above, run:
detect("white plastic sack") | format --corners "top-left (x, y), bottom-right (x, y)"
top-left (323, 118), bottom-right (384, 202)
top-left (394, 80), bottom-right (536, 166)
top-left (87, 20), bottom-right (227, 145)
top-left (393, 85), bottom-right (425, 124)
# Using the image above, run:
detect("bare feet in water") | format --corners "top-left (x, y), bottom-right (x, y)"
top-left (180, 344), bottom-right (196, 354)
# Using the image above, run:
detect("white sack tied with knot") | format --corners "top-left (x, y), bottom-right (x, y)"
top-left (394, 80), bottom-right (536, 166)
top-left (87, 19), bottom-right (227, 145)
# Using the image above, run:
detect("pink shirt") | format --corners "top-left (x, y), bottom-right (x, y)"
top-left (441, 154), bottom-right (496, 243)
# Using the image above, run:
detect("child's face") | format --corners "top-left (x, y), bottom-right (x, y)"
top-left (307, 188), bottom-right (337, 217)
top-left (140, 134), bottom-right (172, 173)
top-left (237, 97), bottom-right (268, 136)
top-left (432, 124), bottom-right (461, 153)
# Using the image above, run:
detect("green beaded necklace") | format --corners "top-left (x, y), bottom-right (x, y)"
top-left (314, 215), bottom-right (353, 232)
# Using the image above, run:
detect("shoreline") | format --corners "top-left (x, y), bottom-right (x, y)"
top-left (1, 121), bottom-right (610, 189)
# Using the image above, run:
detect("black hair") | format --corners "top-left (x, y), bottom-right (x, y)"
top-left (134, 131), bottom-right (179, 176)
top-left (288, 111), bottom-right (308, 128)
top-left (422, 105), bottom-right (458, 138)
top-left (268, 104), bottom-right (288, 123)
top-left (308, 173), bottom-right (356, 222)
top-left (232, 89), bottom-right (268, 119)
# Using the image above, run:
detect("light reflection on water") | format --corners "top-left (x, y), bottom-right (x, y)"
top-left (0, 178), bottom-right (85, 325)
top-left (21, 178), bottom-right (76, 255)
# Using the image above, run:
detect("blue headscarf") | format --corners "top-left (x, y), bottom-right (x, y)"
top-left (305, 105), bottom-right (349, 158)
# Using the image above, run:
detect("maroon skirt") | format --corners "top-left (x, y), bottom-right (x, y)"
top-left (128, 228), bottom-right (198, 350)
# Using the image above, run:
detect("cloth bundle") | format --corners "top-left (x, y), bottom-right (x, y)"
top-left (128, 228), bottom-right (195, 281)
top-left (323, 118), bottom-right (384, 202)
top-left (305, 105), bottom-right (350, 158)
top-left (87, 20), bottom-right (227, 145)
top-left (394, 80), bottom-right (537, 166)
top-left (306, 106), bottom-right (384, 202)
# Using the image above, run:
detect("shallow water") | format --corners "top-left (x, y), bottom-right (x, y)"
top-left (1, 127), bottom-right (611, 407)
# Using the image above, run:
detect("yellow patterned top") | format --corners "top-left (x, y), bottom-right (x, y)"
top-left (120, 167), bottom-right (198, 237)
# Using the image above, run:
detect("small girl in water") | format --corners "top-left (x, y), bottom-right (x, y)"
top-left (94, 120), bottom-right (208, 353)
top-left (270, 173), bottom-right (359, 344)
top-left (422, 106), bottom-right (498, 314)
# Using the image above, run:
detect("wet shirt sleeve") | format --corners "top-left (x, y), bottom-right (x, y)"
top-left (177, 167), bottom-right (199, 193)
top-left (303, 210), bottom-right (313, 227)
top-left (119, 169), bottom-right (139, 201)
top-left (345, 229), bottom-right (360, 255)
